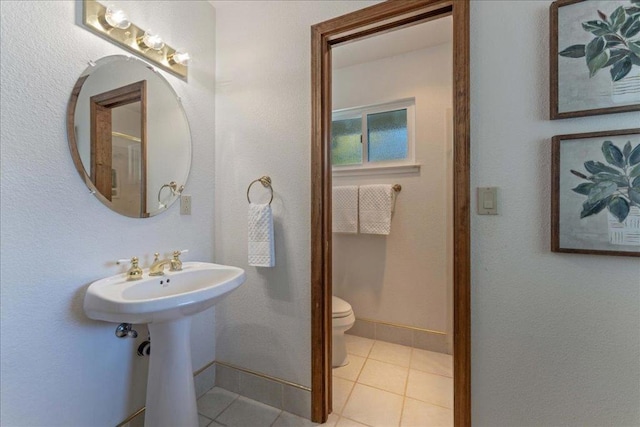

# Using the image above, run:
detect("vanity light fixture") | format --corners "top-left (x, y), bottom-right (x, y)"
top-left (103, 5), bottom-right (130, 30)
top-left (82, 0), bottom-right (189, 80)
top-left (139, 30), bottom-right (165, 51)
top-left (168, 50), bottom-right (190, 66)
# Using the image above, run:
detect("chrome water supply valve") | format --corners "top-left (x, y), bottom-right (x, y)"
top-left (115, 323), bottom-right (138, 338)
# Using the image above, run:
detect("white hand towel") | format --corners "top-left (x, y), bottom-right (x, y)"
top-left (359, 184), bottom-right (395, 235)
top-left (248, 203), bottom-right (275, 267)
top-left (332, 186), bottom-right (359, 233)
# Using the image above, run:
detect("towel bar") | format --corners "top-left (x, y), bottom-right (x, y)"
top-left (247, 176), bottom-right (274, 205)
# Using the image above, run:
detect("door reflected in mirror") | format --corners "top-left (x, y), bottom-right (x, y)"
top-left (90, 82), bottom-right (146, 217)
top-left (67, 56), bottom-right (191, 218)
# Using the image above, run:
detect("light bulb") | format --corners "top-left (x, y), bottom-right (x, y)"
top-left (140, 30), bottom-right (164, 51)
top-left (169, 50), bottom-right (190, 66)
top-left (104, 5), bottom-right (130, 29)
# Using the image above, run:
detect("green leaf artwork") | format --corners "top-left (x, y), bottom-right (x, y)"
top-left (559, 1), bottom-right (640, 81)
top-left (571, 140), bottom-right (640, 222)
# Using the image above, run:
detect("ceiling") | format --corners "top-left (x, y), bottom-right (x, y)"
top-left (332, 16), bottom-right (453, 69)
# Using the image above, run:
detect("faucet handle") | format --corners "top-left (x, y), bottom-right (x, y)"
top-left (174, 249), bottom-right (189, 260)
top-left (117, 256), bottom-right (143, 281)
top-left (170, 249), bottom-right (187, 271)
top-left (153, 252), bottom-right (161, 262)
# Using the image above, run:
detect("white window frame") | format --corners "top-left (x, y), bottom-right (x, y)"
top-left (331, 98), bottom-right (419, 176)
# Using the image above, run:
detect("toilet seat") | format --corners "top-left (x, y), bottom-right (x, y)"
top-left (332, 296), bottom-right (355, 367)
top-left (332, 296), bottom-right (352, 318)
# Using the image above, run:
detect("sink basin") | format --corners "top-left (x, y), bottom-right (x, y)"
top-left (84, 262), bottom-right (246, 324)
top-left (83, 261), bottom-right (245, 427)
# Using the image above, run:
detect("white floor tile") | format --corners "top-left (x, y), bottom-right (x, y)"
top-left (332, 376), bottom-right (355, 414)
top-left (215, 396), bottom-right (281, 427)
top-left (410, 349), bottom-right (453, 377)
top-left (203, 341), bottom-right (453, 427)
top-left (272, 411), bottom-right (318, 427)
top-left (333, 354), bottom-right (366, 381)
top-left (345, 334), bottom-right (375, 357)
top-left (336, 416), bottom-right (370, 427)
top-left (357, 359), bottom-right (408, 395)
top-left (368, 341), bottom-right (412, 367)
top-left (341, 384), bottom-right (403, 427)
top-left (405, 369), bottom-right (453, 409)
top-left (401, 398), bottom-right (453, 427)
top-left (198, 414), bottom-right (212, 427)
top-left (197, 387), bottom-right (238, 420)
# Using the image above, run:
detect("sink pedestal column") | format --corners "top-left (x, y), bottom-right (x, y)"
top-left (145, 317), bottom-right (198, 427)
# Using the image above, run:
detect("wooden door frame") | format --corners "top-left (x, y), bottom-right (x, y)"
top-left (310, 0), bottom-right (470, 425)
top-left (89, 80), bottom-right (147, 213)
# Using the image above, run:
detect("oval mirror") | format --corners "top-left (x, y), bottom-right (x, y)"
top-left (67, 55), bottom-right (191, 218)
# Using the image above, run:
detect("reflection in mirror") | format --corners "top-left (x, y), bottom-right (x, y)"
top-left (67, 55), bottom-right (191, 218)
top-left (91, 82), bottom-right (145, 216)
top-left (111, 102), bottom-right (144, 216)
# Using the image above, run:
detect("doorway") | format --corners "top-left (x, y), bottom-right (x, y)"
top-left (310, 1), bottom-right (470, 425)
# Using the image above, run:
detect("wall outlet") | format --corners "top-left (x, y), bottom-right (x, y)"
top-left (180, 195), bottom-right (192, 215)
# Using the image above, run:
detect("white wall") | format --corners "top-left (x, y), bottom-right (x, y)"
top-left (214, 0), bottom-right (639, 425)
top-left (0, 2), bottom-right (216, 425)
top-left (471, 1), bottom-right (639, 425)
top-left (332, 44), bottom-right (453, 334)
top-left (212, 0), bottom-right (379, 389)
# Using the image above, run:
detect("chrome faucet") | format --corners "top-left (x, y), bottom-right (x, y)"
top-left (149, 251), bottom-right (185, 276)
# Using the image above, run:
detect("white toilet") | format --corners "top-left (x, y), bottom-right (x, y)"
top-left (332, 296), bottom-right (356, 367)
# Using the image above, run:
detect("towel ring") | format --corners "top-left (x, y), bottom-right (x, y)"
top-left (157, 181), bottom-right (184, 208)
top-left (247, 176), bottom-right (273, 205)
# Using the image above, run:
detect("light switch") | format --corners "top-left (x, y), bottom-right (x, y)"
top-left (477, 187), bottom-right (498, 215)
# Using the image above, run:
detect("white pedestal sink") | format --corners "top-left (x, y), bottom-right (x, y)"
top-left (84, 262), bottom-right (246, 427)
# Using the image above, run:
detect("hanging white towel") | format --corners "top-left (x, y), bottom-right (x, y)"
top-left (248, 203), bottom-right (275, 267)
top-left (332, 186), bottom-right (359, 233)
top-left (359, 184), bottom-right (395, 235)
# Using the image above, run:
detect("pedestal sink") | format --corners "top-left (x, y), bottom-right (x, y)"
top-left (84, 262), bottom-right (246, 427)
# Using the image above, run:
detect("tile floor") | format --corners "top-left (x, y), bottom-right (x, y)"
top-left (196, 334), bottom-right (453, 427)
top-left (330, 334), bottom-right (453, 427)
top-left (197, 387), bottom-right (317, 427)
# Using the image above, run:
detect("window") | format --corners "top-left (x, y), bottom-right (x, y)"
top-left (331, 99), bottom-right (415, 171)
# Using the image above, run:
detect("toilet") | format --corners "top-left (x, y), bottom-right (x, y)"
top-left (332, 296), bottom-right (356, 367)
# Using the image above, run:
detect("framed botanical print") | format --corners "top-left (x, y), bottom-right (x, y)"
top-left (551, 128), bottom-right (640, 256)
top-left (550, 0), bottom-right (640, 119)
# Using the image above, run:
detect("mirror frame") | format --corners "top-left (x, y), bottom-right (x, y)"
top-left (310, 0), bottom-right (470, 425)
top-left (66, 56), bottom-right (191, 218)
